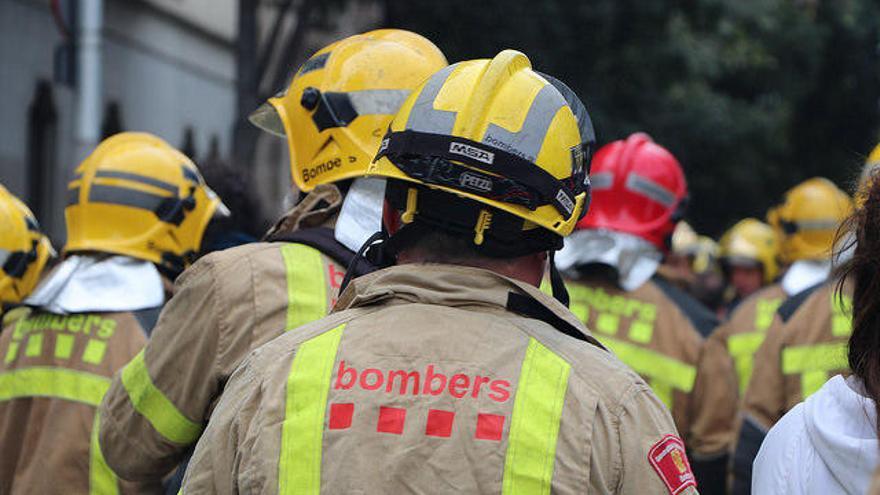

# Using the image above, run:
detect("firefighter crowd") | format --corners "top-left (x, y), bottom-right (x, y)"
top-left (2, 29), bottom-right (879, 495)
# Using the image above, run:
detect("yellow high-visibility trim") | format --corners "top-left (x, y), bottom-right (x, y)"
top-left (0, 367), bottom-right (110, 406)
top-left (782, 342), bottom-right (849, 374)
top-left (4, 341), bottom-right (19, 364)
top-left (55, 334), bottom-right (75, 359)
top-left (278, 324), bottom-right (346, 495)
top-left (90, 413), bottom-right (119, 495)
top-left (281, 244), bottom-right (329, 330)
top-left (601, 337), bottom-right (696, 393)
top-left (801, 370), bottom-right (830, 398)
top-left (25, 333), bottom-right (43, 357)
top-left (121, 350), bottom-right (203, 445)
top-left (728, 332), bottom-right (767, 394)
top-left (502, 338), bottom-right (570, 495)
top-left (83, 339), bottom-right (108, 364)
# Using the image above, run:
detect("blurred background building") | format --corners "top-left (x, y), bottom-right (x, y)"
top-left (0, 0), bottom-right (380, 242)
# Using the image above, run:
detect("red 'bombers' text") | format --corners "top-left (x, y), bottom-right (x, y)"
top-left (334, 361), bottom-right (512, 403)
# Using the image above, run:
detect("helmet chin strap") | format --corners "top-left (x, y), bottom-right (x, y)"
top-left (338, 230), bottom-right (390, 295)
top-left (548, 250), bottom-right (570, 307)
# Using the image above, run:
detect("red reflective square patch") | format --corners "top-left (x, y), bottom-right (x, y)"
top-left (329, 403), bottom-right (354, 430)
top-left (425, 409), bottom-right (455, 437)
top-left (475, 413), bottom-right (505, 441)
top-left (648, 435), bottom-right (697, 494)
top-left (377, 406), bottom-right (407, 434)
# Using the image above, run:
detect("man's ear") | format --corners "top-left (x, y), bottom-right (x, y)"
top-left (383, 199), bottom-right (402, 235)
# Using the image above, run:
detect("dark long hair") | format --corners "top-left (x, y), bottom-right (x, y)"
top-left (837, 170), bottom-right (880, 434)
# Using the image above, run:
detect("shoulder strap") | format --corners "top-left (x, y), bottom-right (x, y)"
top-left (652, 275), bottom-right (719, 338)
top-left (265, 227), bottom-right (376, 278)
top-left (133, 306), bottom-right (163, 337)
top-left (506, 292), bottom-right (607, 351)
top-left (777, 282), bottom-right (823, 323)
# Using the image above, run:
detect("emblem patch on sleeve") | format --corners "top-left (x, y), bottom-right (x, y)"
top-left (648, 435), bottom-right (697, 494)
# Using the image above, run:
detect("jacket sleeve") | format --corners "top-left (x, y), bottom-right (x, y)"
top-left (731, 315), bottom-right (787, 495)
top-left (688, 328), bottom-right (738, 494)
top-left (180, 356), bottom-right (262, 494)
top-left (99, 257), bottom-right (224, 481)
top-left (615, 382), bottom-right (700, 494)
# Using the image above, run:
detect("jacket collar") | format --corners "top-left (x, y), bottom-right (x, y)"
top-left (334, 264), bottom-right (594, 345)
top-left (264, 184), bottom-right (343, 239)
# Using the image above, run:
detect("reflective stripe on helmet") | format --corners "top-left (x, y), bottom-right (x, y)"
top-left (404, 65), bottom-right (457, 134)
top-left (502, 338), bottom-right (570, 495)
top-left (88, 184), bottom-right (170, 213)
top-left (625, 173), bottom-right (677, 208)
top-left (483, 83), bottom-right (566, 163)
top-left (280, 244), bottom-right (329, 330)
top-left (121, 350), bottom-right (203, 445)
top-left (599, 337), bottom-right (696, 408)
top-left (91, 414), bottom-right (119, 495)
top-left (278, 323), bottom-right (346, 495)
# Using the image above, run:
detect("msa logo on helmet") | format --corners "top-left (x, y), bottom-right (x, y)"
top-left (459, 172), bottom-right (493, 193)
top-left (449, 142), bottom-right (494, 165)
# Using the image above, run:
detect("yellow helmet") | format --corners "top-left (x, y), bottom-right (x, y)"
top-left (719, 218), bottom-right (779, 283)
top-left (856, 143), bottom-right (880, 205)
top-left (671, 221), bottom-right (699, 255)
top-left (767, 177), bottom-right (853, 263)
top-left (0, 185), bottom-right (54, 305)
top-left (249, 29), bottom-right (447, 192)
top-left (368, 50), bottom-right (593, 255)
top-left (65, 132), bottom-right (224, 274)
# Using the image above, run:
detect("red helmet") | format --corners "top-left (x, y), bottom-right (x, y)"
top-left (578, 133), bottom-right (687, 252)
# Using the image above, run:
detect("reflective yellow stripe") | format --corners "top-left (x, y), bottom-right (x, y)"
top-left (601, 337), bottom-right (696, 394)
top-left (281, 244), bottom-right (329, 330)
top-left (502, 338), bottom-right (570, 495)
top-left (801, 370), bottom-right (830, 398)
top-left (121, 350), bottom-right (203, 445)
top-left (728, 332), bottom-right (767, 394)
top-left (278, 324), bottom-right (346, 495)
top-left (0, 367), bottom-right (110, 405)
top-left (831, 293), bottom-right (853, 338)
top-left (91, 413), bottom-right (118, 495)
top-left (782, 342), bottom-right (849, 374)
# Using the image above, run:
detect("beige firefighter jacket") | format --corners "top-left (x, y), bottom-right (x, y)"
top-left (0, 308), bottom-right (160, 494)
top-left (181, 264), bottom-right (696, 495)
top-left (563, 275), bottom-right (712, 450)
top-left (731, 280), bottom-right (852, 493)
top-left (689, 283), bottom-right (787, 457)
top-left (98, 185), bottom-right (349, 481)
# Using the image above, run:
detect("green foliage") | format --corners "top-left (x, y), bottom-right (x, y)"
top-left (386, 0), bottom-right (880, 235)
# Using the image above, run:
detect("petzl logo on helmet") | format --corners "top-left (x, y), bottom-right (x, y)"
top-left (450, 142), bottom-right (495, 165)
top-left (459, 172), bottom-right (493, 193)
top-left (556, 189), bottom-right (575, 215)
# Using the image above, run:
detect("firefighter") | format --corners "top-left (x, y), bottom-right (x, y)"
top-left (729, 177), bottom-right (854, 494)
top-left (97, 30), bottom-right (447, 485)
top-left (0, 184), bottom-right (53, 322)
top-left (688, 217), bottom-right (783, 494)
top-left (181, 50), bottom-right (694, 495)
top-left (0, 132), bottom-right (222, 494)
top-left (553, 132), bottom-right (718, 490)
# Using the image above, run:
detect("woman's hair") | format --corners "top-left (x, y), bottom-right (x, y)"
top-left (836, 168), bottom-right (880, 433)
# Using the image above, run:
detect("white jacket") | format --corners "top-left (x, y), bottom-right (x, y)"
top-left (753, 375), bottom-right (879, 495)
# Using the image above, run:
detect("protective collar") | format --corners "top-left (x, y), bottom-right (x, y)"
top-left (781, 259), bottom-right (830, 296)
top-left (334, 177), bottom-right (386, 253)
top-left (25, 254), bottom-right (165, 314)
top-left (555, 229), bottom-right (662, 292)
